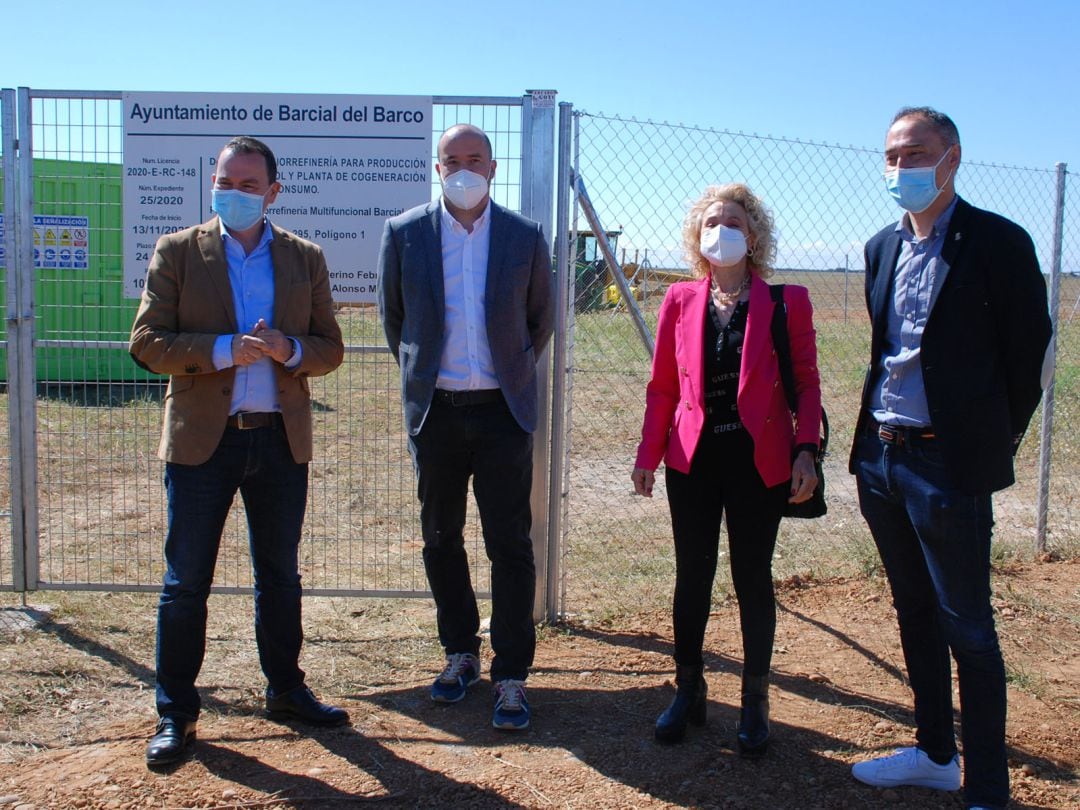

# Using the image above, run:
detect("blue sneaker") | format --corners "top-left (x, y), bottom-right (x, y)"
top-left (431, 653), bottom-right (481, 703)
top-left (492, 679), bottom-right (530, 730)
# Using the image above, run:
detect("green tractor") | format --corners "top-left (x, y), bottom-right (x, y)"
top-left (573, 228), bottom-right (622, 312)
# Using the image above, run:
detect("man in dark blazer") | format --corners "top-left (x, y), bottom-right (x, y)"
top-left (378, 124), bottom-right (554, 731)
top-left (131, 136), bottom-right (347, 768)
top-left (848, 108), bottom-right (1051, 810)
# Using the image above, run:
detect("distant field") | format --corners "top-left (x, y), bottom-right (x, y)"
top-left (1, 271), bottom-right (1076, 620)
top-left (558, 268), bottom-right (1080, 617)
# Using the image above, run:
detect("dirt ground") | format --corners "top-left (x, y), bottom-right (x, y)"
top-left (0, 559), bottom-right (1077, 810)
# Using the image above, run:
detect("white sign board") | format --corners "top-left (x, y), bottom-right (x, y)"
top-left (123, 91), bottom-right (432, 302)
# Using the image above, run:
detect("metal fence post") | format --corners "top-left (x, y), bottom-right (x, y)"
top-left (2, 87), bottom-right (21, 591)
top-left (572, 171), bottom-right (655, 357)
top-left (1036, 162), bottom-right (1067, 552)
top-left (546, 102), bottom-right (573, 623)
top-left (5, 88), bottom-right (40, 592)
top-left (562, 111), bottom-right (585, 619)
top-left (520, 90), bottom-right (557, 622)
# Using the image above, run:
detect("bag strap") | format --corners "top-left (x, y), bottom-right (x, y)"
top-left (769, 284), bottom-right (829, 454)
top-left (769, 285), bottom-right (798, 413)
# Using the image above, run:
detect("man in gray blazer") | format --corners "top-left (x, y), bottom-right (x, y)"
top-left (378, 124), bottom-right (554, 730)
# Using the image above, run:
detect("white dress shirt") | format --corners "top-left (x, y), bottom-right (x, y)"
top-left (436, 198), bottom-right (499, 391)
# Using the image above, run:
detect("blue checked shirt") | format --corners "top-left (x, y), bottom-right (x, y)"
top-left (872, 197), bottom-right (958, 427)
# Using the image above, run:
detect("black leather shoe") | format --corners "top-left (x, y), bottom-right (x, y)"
top-left (145, 716), bottom-right (196, 767)
top-left (266, 686), bottom-right (350, 727)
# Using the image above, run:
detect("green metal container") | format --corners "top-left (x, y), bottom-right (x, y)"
top-left (1, 158), bottom-right (159, 382)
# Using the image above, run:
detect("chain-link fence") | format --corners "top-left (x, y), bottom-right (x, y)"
top-left (1, 89), bottom-right (550, 598)
top-left (3, 94), bottom-right (1076, 622)
top-left (556, 110), bottom-right (1076, 619)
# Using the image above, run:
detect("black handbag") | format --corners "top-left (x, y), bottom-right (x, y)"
top-left (769, 285), bottom-right (828, 519)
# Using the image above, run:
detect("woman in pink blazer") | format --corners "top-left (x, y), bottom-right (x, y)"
top-left (631, 184), bottom-right (821, 755)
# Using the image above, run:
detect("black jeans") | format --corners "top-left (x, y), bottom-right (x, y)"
top-left (664, 430), bottom-right (787, 674)
top-left (408, 395), bottom-right (535, 682)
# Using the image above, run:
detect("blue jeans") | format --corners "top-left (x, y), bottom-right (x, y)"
top-left (155, 422), bottom-right (309, 720)
top-left (408, 396), bottom-right (535, 682)
top-left (854, 431), bottom-right (1007, 809)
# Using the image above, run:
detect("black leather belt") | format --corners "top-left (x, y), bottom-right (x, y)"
top-left (433, 388), bottom-right (503, 407)
top-left (227, 412), bottom-right (283, 430)
top-left (872, 421), bottom-right (935, 447)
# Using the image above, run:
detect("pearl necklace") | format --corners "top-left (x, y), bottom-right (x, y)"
top-left (710, 272), bottom-right (751, 309)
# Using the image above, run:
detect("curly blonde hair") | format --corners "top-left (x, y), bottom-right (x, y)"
top-left (683, 183), bottom-right (776, 279)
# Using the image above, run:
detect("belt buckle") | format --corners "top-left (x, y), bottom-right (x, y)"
top-left (235, 412), bottom-right (257, 430)
top-left (877, 424), bottom-right (902, 447)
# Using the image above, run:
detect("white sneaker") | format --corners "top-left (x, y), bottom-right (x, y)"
top-left (852, 746), bottom-right (961, 791)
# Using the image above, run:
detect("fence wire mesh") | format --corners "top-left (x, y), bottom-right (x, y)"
top-left (3, 94), bottom-right (1076, 614)
top-left (558, 110), bottom-right (1076, 619)
top-left (11, 91), bottom-right (527, 595)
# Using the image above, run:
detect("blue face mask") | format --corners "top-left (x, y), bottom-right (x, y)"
top-left (884, 148), bottom-right (955, 214)
top-left (211, 188), bottom-right (267, 232)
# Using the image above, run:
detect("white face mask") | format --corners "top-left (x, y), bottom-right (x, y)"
top-left (700, 224), bottom-right (748, 268)
top-left (441, 168), bottom-right (490, 211)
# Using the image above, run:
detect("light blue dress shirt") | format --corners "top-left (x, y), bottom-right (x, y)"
top-left (872, 196), bottom-right (958, 427)
top-left (210, 219), bottom-right (302, 414)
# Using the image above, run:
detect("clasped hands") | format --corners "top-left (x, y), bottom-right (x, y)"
top-left (231, 318), bottom-right (293, 367)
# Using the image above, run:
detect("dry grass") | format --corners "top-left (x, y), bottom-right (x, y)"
top-left (0, 273), bottom-right (1077, 622)
top-left (559, 270), bottom-right (1080, 618)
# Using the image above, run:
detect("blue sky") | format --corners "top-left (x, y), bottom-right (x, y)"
top-left (3, 0), bottom-right (1076, 171)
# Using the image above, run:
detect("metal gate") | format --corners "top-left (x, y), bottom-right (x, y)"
top-left (0, 88), bottom-right (558, 616)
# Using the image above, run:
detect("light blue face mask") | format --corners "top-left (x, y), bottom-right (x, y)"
top-left (884, 148), bottom-right (955, 214)
top-left (211, 188), bottom-right (267, 232)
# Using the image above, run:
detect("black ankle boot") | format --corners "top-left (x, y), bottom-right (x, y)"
top-left (655, 664), bottom-right (707, 743)
top-left (737, 673), bottom-right (770, 758)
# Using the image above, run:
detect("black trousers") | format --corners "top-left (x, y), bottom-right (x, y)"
top-left (664, 429), bottom-right (788, 674)
top-left (408, 395), bottom-right (536, 682)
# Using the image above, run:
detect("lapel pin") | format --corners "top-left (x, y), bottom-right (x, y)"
top-left (954, 232), bottom-right (962, 241)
